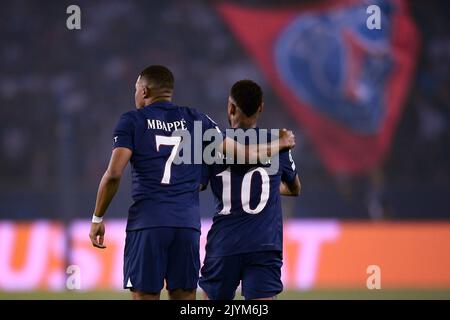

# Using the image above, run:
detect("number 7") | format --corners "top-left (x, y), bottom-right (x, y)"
top-left (156, 135), bottom-right (181, 184)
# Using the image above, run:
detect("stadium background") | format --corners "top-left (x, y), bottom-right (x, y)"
top-left (0, 0), bottom-right (449, 299)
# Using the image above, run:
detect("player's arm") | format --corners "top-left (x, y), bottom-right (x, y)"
top-left (220, 128), bottom-right (295, 163)
top-left (280, 175), bottom-right (301, 196)
top-left (279, 149), bottom-right (300, 196)
top-left (89, 147), bottom-right (132, 249)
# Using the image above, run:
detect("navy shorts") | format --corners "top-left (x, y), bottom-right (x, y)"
top-left (123, 227), bottom-right (200, 293)
top-left (199, 251), bottom-right (283, 300)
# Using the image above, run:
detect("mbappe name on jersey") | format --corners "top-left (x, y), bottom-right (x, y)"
top-left (147, 118), bottom-right (187, 132)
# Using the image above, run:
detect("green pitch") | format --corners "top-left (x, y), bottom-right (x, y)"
top-left (1, 290), bottom-right (449, 300)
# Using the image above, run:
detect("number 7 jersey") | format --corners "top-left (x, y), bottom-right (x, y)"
top-left (201, 128), bottom-right (298, 257)
top-left (112, 101), bottom-right (221, 231)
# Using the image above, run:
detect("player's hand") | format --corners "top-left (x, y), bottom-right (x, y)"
top-left (279, 128), bottom-right (296, 150)
top-left (89, 221), bottom-right (107, 249)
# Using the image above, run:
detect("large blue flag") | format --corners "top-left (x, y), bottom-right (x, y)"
top-left (218, 0), bottom-right (419, 175)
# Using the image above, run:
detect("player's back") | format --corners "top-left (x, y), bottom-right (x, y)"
top-left (113, 101), bottom-right (217, 231)
top-left (202, 128), bottom-right (297, 257)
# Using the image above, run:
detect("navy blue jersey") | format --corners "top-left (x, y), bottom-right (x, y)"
top-left (113, 101), bottom-right (221, 231)
top-left (201, 128), bottom-right (298, 257)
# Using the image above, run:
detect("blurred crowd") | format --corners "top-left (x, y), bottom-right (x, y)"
top-left (0, 0), bottom-right (448, 219)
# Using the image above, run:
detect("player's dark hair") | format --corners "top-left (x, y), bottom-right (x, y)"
top-left (139, 65), bottom-right (174, 92)
top-left (230, 80), bottom-right (263, 117)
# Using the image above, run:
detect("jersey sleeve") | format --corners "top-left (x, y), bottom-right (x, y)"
top-left (201, 113), bottom-right (225, 140)
top-left (112, 112), bottom-right (135, 151)
top-left (280, 150), bottom-right (298, 183)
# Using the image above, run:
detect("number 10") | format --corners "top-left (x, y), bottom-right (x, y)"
top-left (217, 167), bottom-right (270, 215)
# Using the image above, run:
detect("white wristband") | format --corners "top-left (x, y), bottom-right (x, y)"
top-left (92, 215), bottom-right (103, 223)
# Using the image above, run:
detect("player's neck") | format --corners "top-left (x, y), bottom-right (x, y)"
top-left (231, 117), bottom-right (258, 129)
top-left (144, 96), bottom-right (172, 106)
top-left (232, 119), bottom-right (258, 129)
